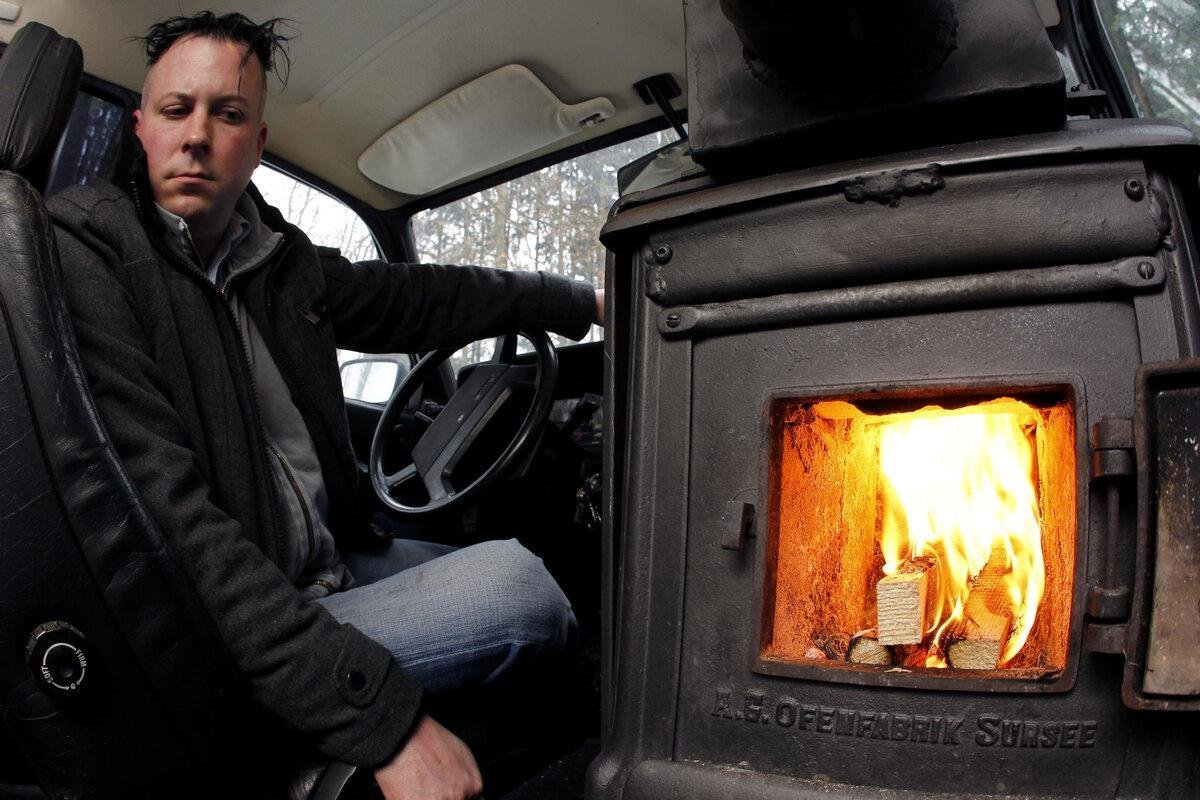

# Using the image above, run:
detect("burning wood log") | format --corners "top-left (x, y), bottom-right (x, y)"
top-left (893, 644), bottom-right (931, 669)
top-left (848, 629), bottom-right (893, 666)
top-left (947, 557), bottom-right (1014, 670)
top-left (876, 556), bottom-right (938, 645)
top-left (812, 627), bottom-right (850, 661)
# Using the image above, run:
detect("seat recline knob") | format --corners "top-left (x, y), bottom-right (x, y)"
top-left (26, 620), bottom-right (90, 698)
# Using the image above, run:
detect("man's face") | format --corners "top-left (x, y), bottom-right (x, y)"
top-left (133, 35), bottom-right (268, 230)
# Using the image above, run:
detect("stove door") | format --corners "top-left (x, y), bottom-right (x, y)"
top-left (1126, 359), bottom-right (1200, 710)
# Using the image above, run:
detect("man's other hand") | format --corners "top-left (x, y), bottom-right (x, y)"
top-left (595, 289), bottom-right (605, 326)
top-left (374, 714), bottom-right (483, 800)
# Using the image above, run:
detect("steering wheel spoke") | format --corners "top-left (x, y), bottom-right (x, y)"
top-left (492, 333), bottom-right (520, 365)
top-left (421, 467), bottom-right (452, 503)
top-left (382, 463), bottom-right (418, 490)
top-left (507, 363), bottom-right (538, 389)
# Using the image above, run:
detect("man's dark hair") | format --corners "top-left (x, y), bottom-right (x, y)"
top-left (138, 11), bottom-right (294, 85)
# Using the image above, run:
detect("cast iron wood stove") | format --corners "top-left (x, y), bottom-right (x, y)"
top-left (589, 2), bottom-right (1200, 798)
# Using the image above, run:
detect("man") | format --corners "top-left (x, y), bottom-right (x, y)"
top-left (49, 12), bottom-right (602, 799)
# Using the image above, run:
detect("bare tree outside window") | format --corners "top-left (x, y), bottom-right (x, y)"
top-left (413, 129), bottom-right (674, 371)
top-left (253, 164), bottom-right (381, 264)
top-left (1097, 0), bottom-right (1200, 131)
top-left (46, 94), bottom-right (126, 197)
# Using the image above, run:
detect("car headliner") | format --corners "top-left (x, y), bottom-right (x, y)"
top-left (7, 0), bottom-right (685, 210)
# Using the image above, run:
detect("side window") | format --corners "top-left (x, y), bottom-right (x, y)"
top-left (252, 163), bottom-right (408, 402)
top-left (253, 163), bottom-right (381, 261)
top-left (1096, 0), bottom-right (1200, 132)
top-left (45, 92), bottom-right (127, 196)
top-left (412, 129), bottom-right (674, 374)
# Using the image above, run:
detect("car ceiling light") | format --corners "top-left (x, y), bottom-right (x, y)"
top-left (358, 64), bottom-right (614, 195)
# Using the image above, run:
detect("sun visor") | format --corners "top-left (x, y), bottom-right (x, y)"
top-left (358, 64), bottom-right (615, 195)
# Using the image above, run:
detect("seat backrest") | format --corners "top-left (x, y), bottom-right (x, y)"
top-left (0, 22), bottom-right (270, 798)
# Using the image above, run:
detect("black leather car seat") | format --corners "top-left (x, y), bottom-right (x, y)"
top-left (0, 21), bottom-right (359, 800)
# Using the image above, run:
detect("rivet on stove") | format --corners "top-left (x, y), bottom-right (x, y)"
top-left (1137, 261), bottom-right (1156, 279)
top-left (1125, 179), bottom-right (1145, 201)
top-left (665, 313), bottom-right (681, 328)
top-left (653, 244), bottom-right (674, 265)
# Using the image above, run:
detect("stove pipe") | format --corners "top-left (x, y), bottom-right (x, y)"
top-left (718, 0), bottom-right (959, 100)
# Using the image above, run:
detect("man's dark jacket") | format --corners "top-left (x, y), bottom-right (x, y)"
top-left (47, 162), bottom-right (596, 766)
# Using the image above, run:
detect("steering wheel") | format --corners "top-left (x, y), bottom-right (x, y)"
top-left (369, 330), bottom-right (558, 517)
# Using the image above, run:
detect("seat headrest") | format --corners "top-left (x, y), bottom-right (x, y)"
top-left (0, 22), bottom-right (81, 183)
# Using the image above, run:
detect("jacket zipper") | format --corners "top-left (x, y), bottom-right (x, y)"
top-left (260, 254), bottom-right (357, 500)
top-left (218, 239), bottom-right (278, 297)
top-left (129, 178), bottom-right (288, 563)
top-left (266, 439), bottom-right (317, 555)
top-left (182, 227), bottom-right (205, 274)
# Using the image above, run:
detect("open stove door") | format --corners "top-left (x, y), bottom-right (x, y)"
top-left (1121, 359), bottom-right (1200, 709)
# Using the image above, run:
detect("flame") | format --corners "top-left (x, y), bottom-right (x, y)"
top-left (872, 400), bottom-right (1045, 667)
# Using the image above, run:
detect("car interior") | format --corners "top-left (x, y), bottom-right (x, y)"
top-left (0, 1), bottom-right (679, 797)
top-left (1, 0), bottom-right (1198, 798)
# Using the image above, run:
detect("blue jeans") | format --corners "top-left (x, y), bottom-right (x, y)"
top-left (315, 538), bottom-right (576, 696)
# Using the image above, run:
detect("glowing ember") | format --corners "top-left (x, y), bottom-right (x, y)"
top-left (874, 399), bottom-right (1045, 667)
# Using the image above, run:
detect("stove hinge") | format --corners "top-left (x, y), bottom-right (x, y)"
top-left (1084, 417), bottom-right (1135, 654)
